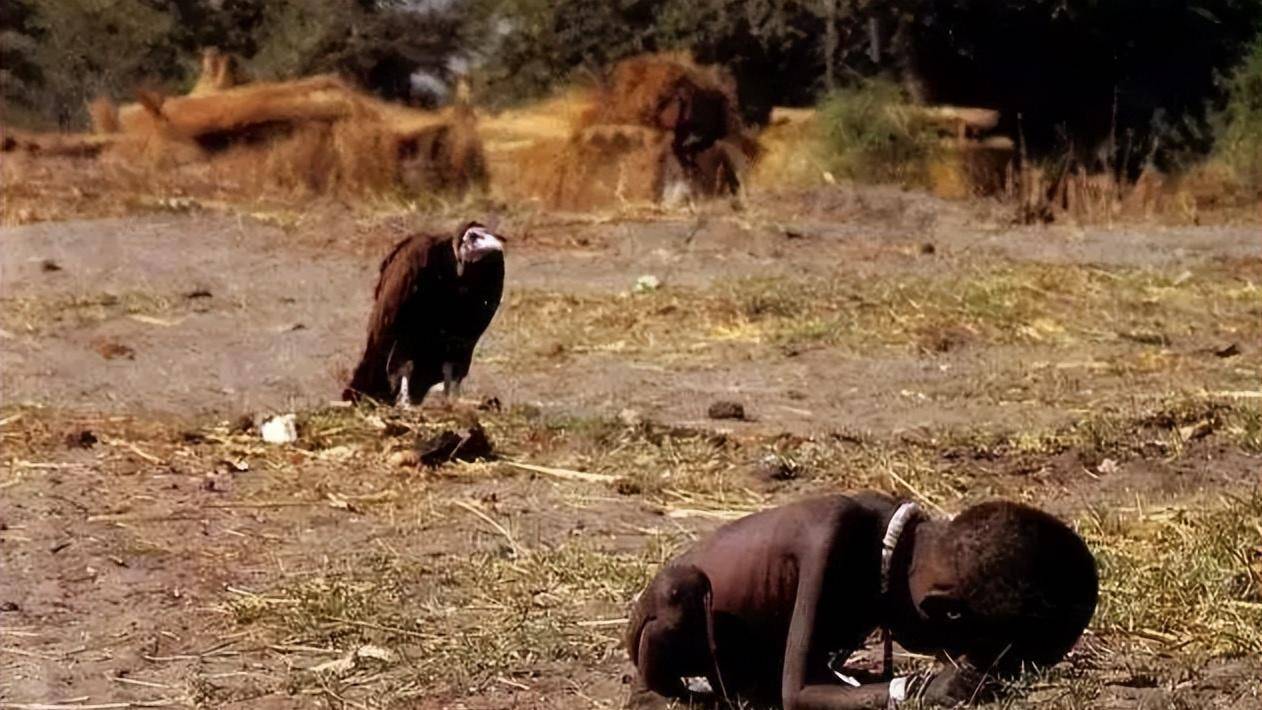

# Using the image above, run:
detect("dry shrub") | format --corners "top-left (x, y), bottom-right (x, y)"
top-left (578, 52), bottom-right (741, 137)
top-left (750, 97), bottom-right (1012, 199)
top-left (6, 49), bottom-right (486, 201)
top-left (547, 126), bottom-right (677, 210)
top-left (927, 137), bottom-right (1014, 200)
top-left (488, 53), bottom-right (757, 209)
top-left (1013, 158), bottom-right (1258, 226)
top-left (100, 71), bottom-right (485, 199)
top-left (88, 97), bottom-right (120, 134)
top-left (746, 108), bottom-right (830, 189)
top-left (0, 125), bottom-right (117, 158)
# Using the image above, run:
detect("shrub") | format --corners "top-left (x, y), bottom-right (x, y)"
top-left (1216, 36), bottom-right (1262, 189)
top-left (815, 80), bottom-right (936, 186)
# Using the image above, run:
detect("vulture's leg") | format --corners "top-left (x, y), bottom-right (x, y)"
top-left (442, 362), bottom-right (460, 406)
top-left (396, 376), bottom-right (411, 408)
top-left (394, 360), bottom-right (415, 409)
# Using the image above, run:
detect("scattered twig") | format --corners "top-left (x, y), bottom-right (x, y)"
top-left (663, 507), bottom-right (749, 520)
top-left (501, 460), bottom-right (615, 484)
top-left (884, 466), bottom-right (949, 516)
top-left (0, 646), bottom-right (59, 660)
top-left (100, 436), bottom-right (164, 465)
top-left (451, 499), bottom-right (528, 557)
top-left (107, 677), bottom-right (174, 690)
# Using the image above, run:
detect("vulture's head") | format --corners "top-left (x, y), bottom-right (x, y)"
top-left (456, 222), bottom-right (504, 273)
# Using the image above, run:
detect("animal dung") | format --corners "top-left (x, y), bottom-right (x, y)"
top-left (260, 414), bottom-right (298, 445)
top-left (416, 424), bottom-right (495, 467)
top-left (707, 400), bottom-right (747, 421)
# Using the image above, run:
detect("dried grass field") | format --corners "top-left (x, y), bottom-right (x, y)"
top-left (1, 168), bottom-right (1260, 709)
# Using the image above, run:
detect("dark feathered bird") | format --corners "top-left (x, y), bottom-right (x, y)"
top-left (343, 222), bottom-right (505, 407)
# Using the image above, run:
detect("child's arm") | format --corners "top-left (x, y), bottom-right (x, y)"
top-left (789, 660), bottom-right (990, 708)
top-left (779, 514), bottom-right (890, 710)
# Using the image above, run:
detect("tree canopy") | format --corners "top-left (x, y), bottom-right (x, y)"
top-left (3, 0), bottom-right (1260, 167)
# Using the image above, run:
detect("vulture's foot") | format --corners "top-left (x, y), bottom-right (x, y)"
top-left (441, 363), bottom-right (463, 408)
top-left (395, 375), bottom-right (413, 410)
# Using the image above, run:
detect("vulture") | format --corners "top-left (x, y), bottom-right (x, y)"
top-left (343, 222), bottom-right (505, 406)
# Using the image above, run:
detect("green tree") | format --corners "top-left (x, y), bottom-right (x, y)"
top-left (0, 0), bottom-right (46, 126)
top-left (11, 0), bottom-right (179, 127)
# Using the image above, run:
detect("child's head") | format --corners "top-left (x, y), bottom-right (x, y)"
top-left (908, 501), bottom-right (1098, 671)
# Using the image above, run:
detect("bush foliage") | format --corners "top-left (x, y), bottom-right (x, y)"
top-left (816, 80), bottom-right (936, 186)
top-left (1, 0), bottom-right (1260, 173)
top-left (1216, 36), bottom-right (1262, 187)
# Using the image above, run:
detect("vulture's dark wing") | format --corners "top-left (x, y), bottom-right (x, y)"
top-left (344, 235), bottom-right (444, 401)
top-left (367, 235), bottom-right (440, 363)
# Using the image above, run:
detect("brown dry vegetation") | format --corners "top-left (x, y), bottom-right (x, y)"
top-left (483, 53), bottom-right (758, 211)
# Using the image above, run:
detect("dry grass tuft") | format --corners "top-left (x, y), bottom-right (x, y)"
top-left (1082, 493), bottom-right (1262, 656)
top-left (490, 260), bottom-right (1261, 364)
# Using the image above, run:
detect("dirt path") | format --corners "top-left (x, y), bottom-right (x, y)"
top-left (4, 211), bottom-right (1257, 430)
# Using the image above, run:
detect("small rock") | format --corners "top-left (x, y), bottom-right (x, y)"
top-left (0, 601), bottom-right (19, 612)
top-left (41, 259), bottom-right (63, 272)
top-left (260, 414), bottom-right (298, 445)
top-left (184, 288), bottom-right (213, 299)
top-left (707, 401), bottom-right (746, 421)
top-left (919, 242), bottom-right (936, 255)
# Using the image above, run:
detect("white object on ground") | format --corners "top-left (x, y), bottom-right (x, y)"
top-left (634, 275), bottom-right (661, 293)
top-left (260, 414), bottom-right (297, 444)
top-left (888, 675), bottom-right (910, 703)
top-left (682, 676), bottom-right (714, 694)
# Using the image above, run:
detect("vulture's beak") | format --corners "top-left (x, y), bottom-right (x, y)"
top-left (459, 227), bottom-right (504, 266)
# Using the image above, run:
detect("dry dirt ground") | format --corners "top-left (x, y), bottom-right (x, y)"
top-left (1, 188), bottom-right (1260, 709)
